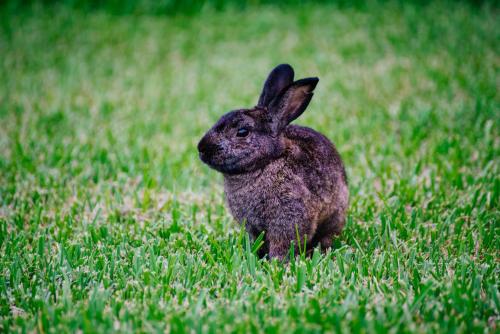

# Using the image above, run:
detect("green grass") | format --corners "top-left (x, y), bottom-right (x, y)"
top-left (0, 1), bottom-right (499, 333)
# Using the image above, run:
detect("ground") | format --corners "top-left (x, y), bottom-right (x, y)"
top-left (0, 1), bottom-right (499, 333)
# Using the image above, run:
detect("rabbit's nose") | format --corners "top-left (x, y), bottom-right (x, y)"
top-left (198, 136), bottom-right (219, 156)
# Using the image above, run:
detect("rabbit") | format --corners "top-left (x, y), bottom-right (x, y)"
top-left (198, 64), bottom-right (348, 260)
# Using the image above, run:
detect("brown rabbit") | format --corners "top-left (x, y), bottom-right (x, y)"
top-left (198, 64), bottom-right (348, 260)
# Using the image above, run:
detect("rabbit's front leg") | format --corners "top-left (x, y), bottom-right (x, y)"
top-left (267, 213), bottom-right (313, 261)
top-left (268, 238), bottom-right (292, 261)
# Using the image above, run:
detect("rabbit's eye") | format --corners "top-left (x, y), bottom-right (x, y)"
top-left (236, 128), bottom-right (249, 137)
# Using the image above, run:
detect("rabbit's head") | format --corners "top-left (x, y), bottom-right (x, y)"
top-left (198, 64), bottom-right (318, 175)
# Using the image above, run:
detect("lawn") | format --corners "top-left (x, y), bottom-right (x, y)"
top-left (0, 1), bottom-right (499, 333)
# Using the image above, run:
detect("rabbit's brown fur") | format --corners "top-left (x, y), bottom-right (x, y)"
top-left (198, 64), bottom-right (348, 260)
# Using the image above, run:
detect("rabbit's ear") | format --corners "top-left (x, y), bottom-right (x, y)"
top-left (257, 64), bottom-right (294, 108)
top-left (269, 77), bottom-right (319, 133)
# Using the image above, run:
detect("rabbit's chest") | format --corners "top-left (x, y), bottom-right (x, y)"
top-left (224, 164), bottom-right (312, 232)
top-left (224, 178), bottom-right (276, 229)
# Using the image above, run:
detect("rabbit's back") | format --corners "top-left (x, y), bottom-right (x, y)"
top-left (284, 125), bottom-right (347, 183)
top-left (283, 125), bottom-right (348, 221)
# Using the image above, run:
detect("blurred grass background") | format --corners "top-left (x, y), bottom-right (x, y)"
top-left (0, 0), bottom-right (499, 333)
top-left (2, 0), bottom-right (497, 15)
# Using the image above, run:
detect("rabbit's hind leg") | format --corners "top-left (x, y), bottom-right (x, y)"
top-left (313, 214), bottom-right (345, 251)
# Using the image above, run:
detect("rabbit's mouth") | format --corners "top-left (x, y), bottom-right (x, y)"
top-left (201, 155), bottom-right (244, 174)
top-left (200, 150), bottom-right (253, 175)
